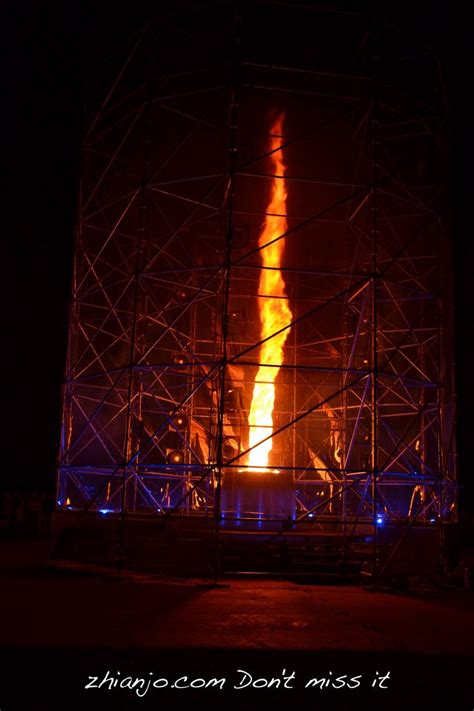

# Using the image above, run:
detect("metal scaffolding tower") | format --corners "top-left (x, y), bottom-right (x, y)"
top-left (56, 2), bottom-right (457, 578)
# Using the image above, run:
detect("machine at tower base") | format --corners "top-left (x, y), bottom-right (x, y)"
top-left (221, 470), bottom-right (296, 527)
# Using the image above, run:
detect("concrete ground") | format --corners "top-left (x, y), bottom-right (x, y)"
top-left (1, 540), bottom-right (473, 710)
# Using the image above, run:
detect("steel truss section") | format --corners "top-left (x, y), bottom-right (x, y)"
top-left (56, 2), bottom-right (456, 576)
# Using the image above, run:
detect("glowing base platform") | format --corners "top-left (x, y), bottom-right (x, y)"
top-left (221, 468), bottom-right (295, 523)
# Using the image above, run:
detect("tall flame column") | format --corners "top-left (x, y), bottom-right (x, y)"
top-left (247, 114), bottom-right (293, 469)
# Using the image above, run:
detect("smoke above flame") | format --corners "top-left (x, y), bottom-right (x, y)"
top-left (247, 114), bottom-right (293, 469)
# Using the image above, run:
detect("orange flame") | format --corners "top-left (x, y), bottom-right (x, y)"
top-left (247, 114), bottom-right (293, 469)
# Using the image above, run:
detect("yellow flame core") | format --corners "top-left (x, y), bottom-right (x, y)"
top-left (247, 115), bottom-right (293, 469)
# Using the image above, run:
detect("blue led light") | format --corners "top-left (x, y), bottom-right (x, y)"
top-left (308, 513), bottom-right (314, 518)
top-left (99, 508), bottom-right (111, 515)
top-left (376, 516), bottom-right (384, 525)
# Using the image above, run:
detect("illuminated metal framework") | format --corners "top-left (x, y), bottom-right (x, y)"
top-left (57, 3), bottom-right (456, 574)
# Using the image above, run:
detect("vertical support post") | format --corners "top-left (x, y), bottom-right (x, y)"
top-left (212, 12), bottom-right (241, 582)
top-left (118, 41), bottom-right (153, 569)
top-left (370, 22), bottom-right (380, 579)
top-left (189, 240), bottom-right (199, 516)
top-left (435, 208), bottom-right (445, 575)
top-left (56, 170), bottom-right (83, 508)
top-left (341, 221), bottom-right (350, 546)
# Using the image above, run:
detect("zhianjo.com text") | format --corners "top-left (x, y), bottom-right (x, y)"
top-left (85, 669), bottom-right (390, 697)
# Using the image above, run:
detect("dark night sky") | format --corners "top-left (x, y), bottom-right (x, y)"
top-left (5, 1), bottom-right (474, 508)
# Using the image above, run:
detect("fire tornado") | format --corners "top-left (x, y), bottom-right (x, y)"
top-left (247, 114), bottom-right (293, 469)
